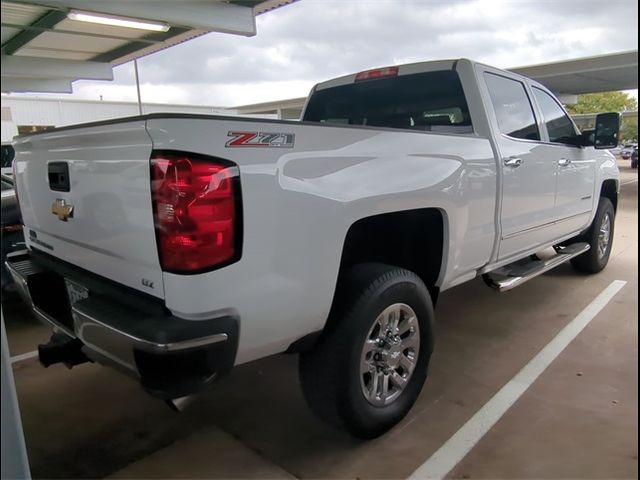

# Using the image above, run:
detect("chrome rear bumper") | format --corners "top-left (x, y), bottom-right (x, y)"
top-left (5, 250), bottom-right (238, 399)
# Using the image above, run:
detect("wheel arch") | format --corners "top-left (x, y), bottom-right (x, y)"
top-left (599, 179), bottom-right (619, 212)
top-left (337, 208), bottom-right (446, 303)
top-left (287, 208), bottom-right (446, 354)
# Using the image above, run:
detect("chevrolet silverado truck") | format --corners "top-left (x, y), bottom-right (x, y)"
top-left (6, 59), bottom-right (620, 438)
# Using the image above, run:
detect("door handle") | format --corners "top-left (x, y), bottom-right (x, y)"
top-left (558, 158), bottom-right (572, 167)
top-left (503, 157), bottom-right (523, 168)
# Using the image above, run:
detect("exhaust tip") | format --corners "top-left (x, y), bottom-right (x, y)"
top-left (165, 395), bottom-right (196, 412)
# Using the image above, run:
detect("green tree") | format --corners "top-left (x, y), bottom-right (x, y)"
top-left (566, 91), bottom-right (637, 114)
top-left (568, 91), bottom-right (638, 141)
top-left (620, 117), bottom-right (638, 142)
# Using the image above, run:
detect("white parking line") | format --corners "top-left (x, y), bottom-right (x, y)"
top-left (621, 178), bottom-right (638, 186)
top-left (10, 350), bottom-right (38, 364)
top-left (408, 279), bottom-right (628, 480)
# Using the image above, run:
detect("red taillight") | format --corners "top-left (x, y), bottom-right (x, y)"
top-left (150, 151), bottom-right (241, 273)
top-left (354, 66), bottom-right (399, 82)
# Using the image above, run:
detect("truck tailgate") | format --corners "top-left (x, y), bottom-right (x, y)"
top-left (13, 120), bottom-right (164, 298)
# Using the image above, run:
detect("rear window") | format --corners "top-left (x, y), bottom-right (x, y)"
top-left (303, 70), bottom-right (473, 134)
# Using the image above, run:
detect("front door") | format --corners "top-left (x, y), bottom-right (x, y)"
top-left (530, 86), bottom-right (596, 237)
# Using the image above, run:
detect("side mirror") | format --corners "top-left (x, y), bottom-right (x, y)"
top-left (580, 128), bottom-right (595, 147)
top-left (593, 112), bottom-right (621, 150)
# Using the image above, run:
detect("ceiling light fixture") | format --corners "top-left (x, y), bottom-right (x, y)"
top-left (67, 10), bottom-right (170, 32)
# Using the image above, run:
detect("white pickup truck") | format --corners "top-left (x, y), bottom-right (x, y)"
top-left (7, 58), bottom-right (620, 438)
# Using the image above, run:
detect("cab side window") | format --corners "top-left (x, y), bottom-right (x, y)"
top-left (532, 87), bottom-right (580, 145)
top-left (484, 72), bottom-right (540, 141)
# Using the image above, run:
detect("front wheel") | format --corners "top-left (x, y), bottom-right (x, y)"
top-left (571, 197), bottom-right (615, 274)
top-left (299, 263), bottom-right (434, 438)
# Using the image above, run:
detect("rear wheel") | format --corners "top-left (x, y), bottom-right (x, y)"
top-left (299, 263), bottom-right (434, 438)
top-left (570, 197), bottom-right (615, 274)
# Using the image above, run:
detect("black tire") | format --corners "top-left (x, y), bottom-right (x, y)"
top-left (632, 160), bottom-right (638, 169)
top-left (299, 263), bottom-right (434, 439)
top-left (570, 197), bottom-right (615, 274)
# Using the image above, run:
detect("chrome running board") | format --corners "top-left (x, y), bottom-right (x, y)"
top-left (483, 242), bottom-right (590, 292)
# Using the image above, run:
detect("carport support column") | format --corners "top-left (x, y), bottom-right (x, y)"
top-left (1, 312), bottom-right (31, 479)
top-left (134, 59), bottom-right (143, 115)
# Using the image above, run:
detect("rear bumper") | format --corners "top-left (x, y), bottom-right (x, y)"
top-left (1, 229), bottom-right (24, 289)
top-left (5, 249), bottom-right (239, 399)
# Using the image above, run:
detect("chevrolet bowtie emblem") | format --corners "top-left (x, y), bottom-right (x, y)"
top-left (51, 199), bottom-right (74, 221)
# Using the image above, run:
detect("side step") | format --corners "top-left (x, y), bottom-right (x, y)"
top-left (483, 242), bottom-right (590, 292)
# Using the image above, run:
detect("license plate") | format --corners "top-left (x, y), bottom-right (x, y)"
top-left (65, 279), bottom-right (89, 305)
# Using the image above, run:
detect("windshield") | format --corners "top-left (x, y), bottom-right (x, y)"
top-left (303, 70), bottom-right (472, 134)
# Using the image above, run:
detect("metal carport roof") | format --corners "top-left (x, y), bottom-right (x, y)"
top-left (0, 0), bottom-right (297, 93)
top-left (511, 50), bottom-right (638, 95)
top-left (234, 50), bottom-right (639, 119)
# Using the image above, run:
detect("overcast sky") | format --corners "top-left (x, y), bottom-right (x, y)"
top-left (39, 0), bottom-right (640, 107)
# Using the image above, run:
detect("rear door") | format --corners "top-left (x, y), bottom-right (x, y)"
top-left (480, 69), bottom-right (558, 259)
top-left (13, 120), bottom-right (164, 298)
top-left (529, 86), bottom-right (595, 236)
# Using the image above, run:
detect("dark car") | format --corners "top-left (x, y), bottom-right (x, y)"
top-left (632, 147), bottom-right (638, 169)
top-left (1, 143), bottom-right (15, 176)
top-left (1, 174), bottom-right (24, 292)
top-left (621, 143), bottom-right (637, 159)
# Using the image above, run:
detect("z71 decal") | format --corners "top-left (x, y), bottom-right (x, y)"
top-left (226, 131), bottom-right (295, 148)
